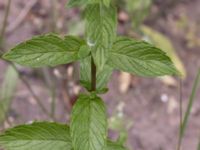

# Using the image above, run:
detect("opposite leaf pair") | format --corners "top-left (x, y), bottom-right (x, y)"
top-left (2, 34), bottom-right (178, 92)
top-left (0, 94), bottom-right (127, 150)
top-left (0, 123), bottom-right (126, 150)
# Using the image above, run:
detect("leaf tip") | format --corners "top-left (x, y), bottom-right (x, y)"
top-left (65, 2), bottom-right (73, 8)
top-left (176, 69), bottom-right (184, 77)
top-left (2, 52), bottom-right (10, 61)
top-left (66, 0), bottom-right (81, 8)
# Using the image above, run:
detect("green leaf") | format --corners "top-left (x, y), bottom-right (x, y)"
top-left (67, 0), bottom-right (111, 7)
top-left (80, 56), bottom-right (113, 92)
top-left (70, 94), bottom-right (107, 150)
top-left (0, 122), bottom-right (72, 150)
top-left (127, 0), bottom-right (152, 28)
top-left (0, 66), bottom-right (18, 124)
top-left (0, 122), bottom-right (128, 150)
top-left (107, 37), bottom-right (179, 77)
top-left (67, 0), bottom-right (100, 7)
top-left (78, 45), bottom-right (91, 59)
top-left (140, 25), bottom-right (186, 78)
top-left (103, 0), bottom-right (111, 7)
top-left (85, 4), bottom-right (117, 70)
top-left (3, 34), bottom-right (84, 67)
top-left (198, 138), bottom-right (200, 150)
top-left (64, 35), bottom-right (85, 52)
top-left (107, 140), bottom-right (128, 150)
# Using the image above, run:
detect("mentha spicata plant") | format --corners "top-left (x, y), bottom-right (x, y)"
top-left (0, 0), bottom-right (179, 150)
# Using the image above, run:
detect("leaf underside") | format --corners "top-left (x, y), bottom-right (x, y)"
top-left (70, 94), bottom-right (107, 150)
top-left (107, 37), bottom-right (179, 77)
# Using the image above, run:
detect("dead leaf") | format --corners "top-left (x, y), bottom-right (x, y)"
top-left (119, 72), bottom-right (132, 94)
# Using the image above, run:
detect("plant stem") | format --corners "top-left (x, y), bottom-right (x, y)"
top-left (91, 57), bottom-right (96, 91)
top-left (0, 0), bottom-right (55, 121)
top-left (0, 0), bottom-right (11, 52)
top-left (0, 0), bottom-right (11, 40)
top-left (10, 63), bottom-right (56, 120)
top-left (6, 0), bottom-right (38, 34)
top-left (198, 136), bottom-right (200, 150)
top-left (181, 69), bottom-right (200, 135)
top-left (41, 68), bottom-right (56, 119)
top-left (50, 0), bottom-right (58, 33)
top-left (50, 87), bottom-right (56, 117)
top-left (177, 78), bottom-right (183, 150)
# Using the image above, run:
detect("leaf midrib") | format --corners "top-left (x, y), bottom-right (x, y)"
top-left (0, 138), bottom-right (69, 143)
top-left (12, 48), bottom-right (77, 53)
top-left (108, 52), bottom-right (174, 75)
top-left (109, 51), bottom-right (167, 62)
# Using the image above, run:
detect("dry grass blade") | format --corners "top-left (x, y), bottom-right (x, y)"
top-left (6, 0), bottom-right (38, 34)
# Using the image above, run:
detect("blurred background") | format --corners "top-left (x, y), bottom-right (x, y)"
top-left (0, 0), bottom-right (200, 150)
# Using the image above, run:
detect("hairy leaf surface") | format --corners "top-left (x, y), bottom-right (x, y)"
top-left (3, 34), bottom-right (84, 67)
top-left (85, 4), bottom-right (117, 70)
top-left (0, 122), bottom-right (72, 150)
top-left (80, 56), bottom-right (112, 92)
top-left (70, 94), bottom-right (107, 150)
top-left (108, 37), bottom-right (179, 77)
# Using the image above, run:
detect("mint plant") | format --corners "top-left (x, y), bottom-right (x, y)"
top-left (0, 0), bottom-right (179, 150)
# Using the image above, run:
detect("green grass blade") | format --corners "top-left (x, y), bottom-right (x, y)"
top-left (177, 69), bottom-right (200, 150)
top-left (181, 69), bottom-right (200, 137)
top-left (0, 66), bottom-right (18, 124)
top-left (198, 137), bottom-right (200, 150)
